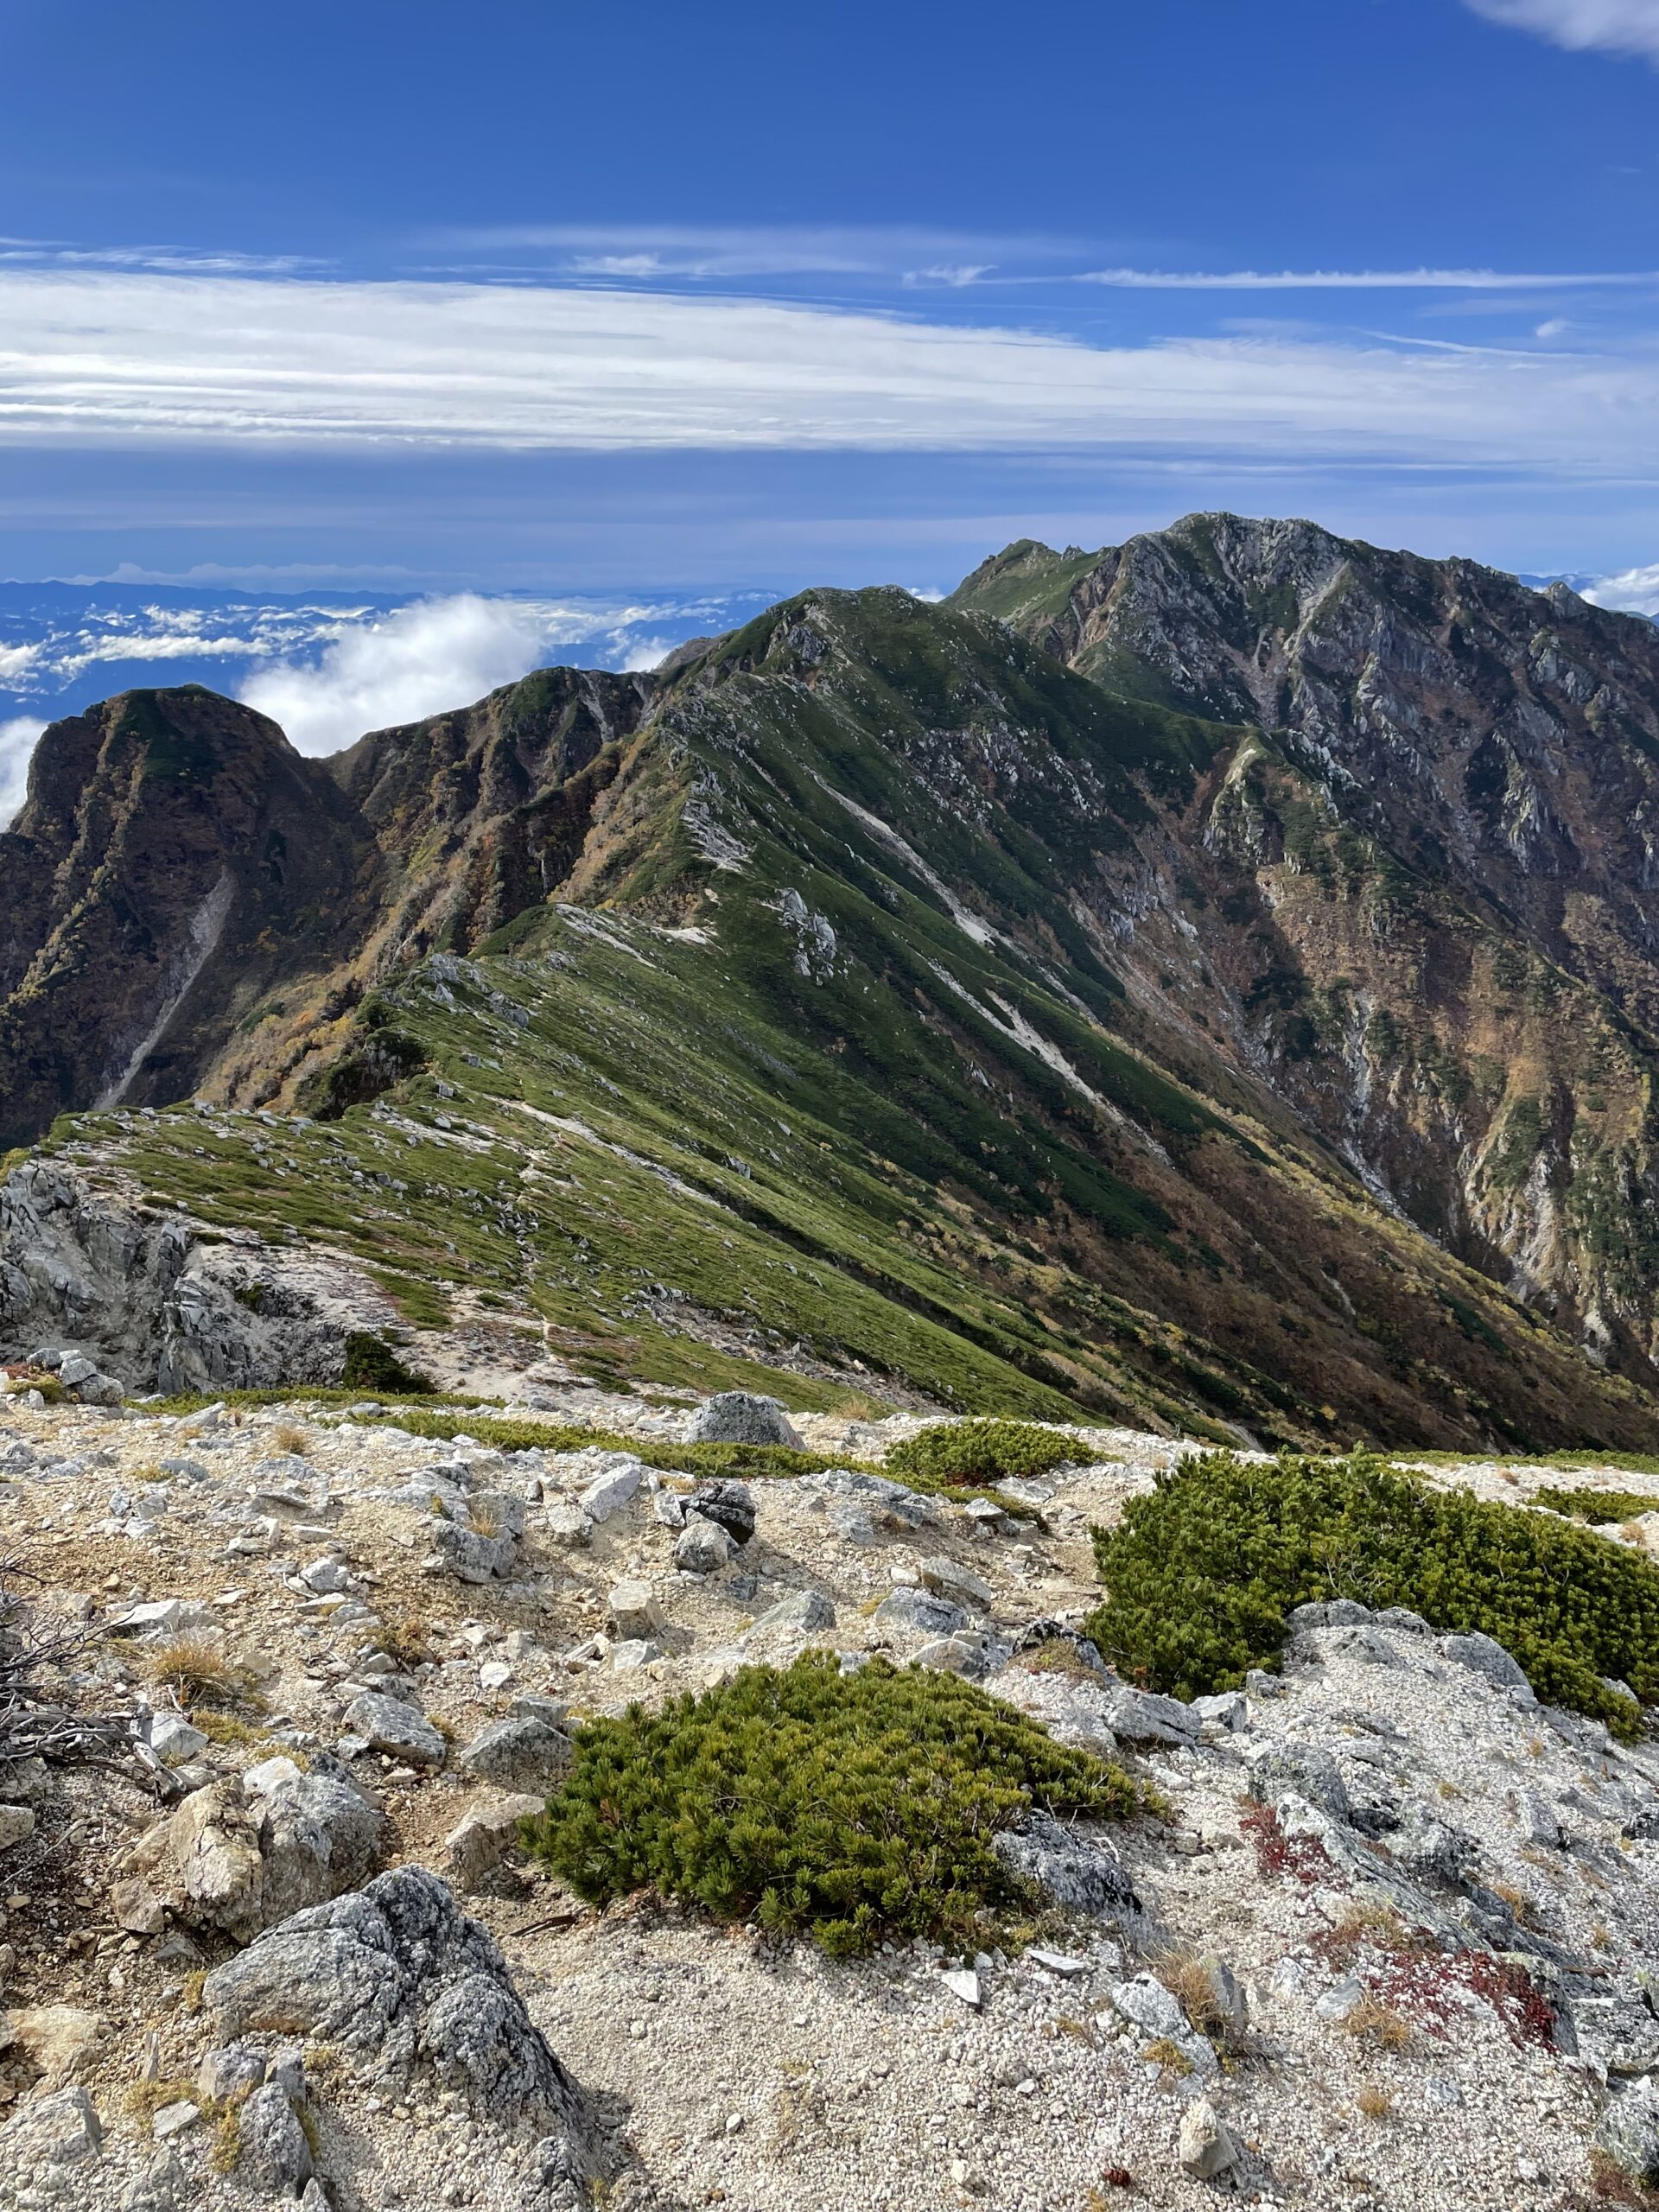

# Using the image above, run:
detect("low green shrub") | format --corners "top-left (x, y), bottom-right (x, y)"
top-left (523, 1654), bottom-right (1140, 1955)
top-left (886, 1419), bottom-right (1078, 1488)
top-left (356, 1404), bottom-right (884, 1484)
top-left (1085, 1451), bottom-right (1659, 1736)
top-left (1533, 1485), bottom-right (1658, 1528)
top-left (341, 1332), bottom-right (435, 1395)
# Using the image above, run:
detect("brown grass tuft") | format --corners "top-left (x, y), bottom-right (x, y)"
top-left (271, 1423), bottom-right (310, 1458)
top-left (1341, 1993), bottom-right (1414, 2053)
top-left (1355, 2084), bottom-right (1395, 2121)
top-left (1319, 1902), bottom-right (1409, 1969)
top-left (1490, 1878), bottom-right (1541, 1929)
top-left (144, 1637), bottom-right (264, 1713)
top-left (1154, 1949), bottom-right (1242, 2044)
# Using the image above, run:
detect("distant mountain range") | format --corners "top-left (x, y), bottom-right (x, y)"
top-left (7, 513), bottom-right (1659, 1454)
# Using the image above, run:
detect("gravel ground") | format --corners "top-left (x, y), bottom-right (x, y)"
top-left (1, 1388), bottom-right (1656, 2210)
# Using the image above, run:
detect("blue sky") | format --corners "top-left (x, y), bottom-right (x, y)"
top-left (2, 0), bottom-right (1659, 601)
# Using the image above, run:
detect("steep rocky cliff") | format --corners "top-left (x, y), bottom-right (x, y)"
top-left (953, 516), bottom-right (1659, 1371)
top-left (0, 688), bottom-right (374, 1149)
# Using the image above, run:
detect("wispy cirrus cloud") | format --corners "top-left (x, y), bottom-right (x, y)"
top-left (3, 267), bottom-right (1659, 479)
top-left (427, 222), bottom-right (1077, 281)
top-left (1078, 265), bottom-right (1659, 289)
top-left (0, 238), bottom-right (329, 276)
top-left (1465, 0), bottom-right (1659, 62)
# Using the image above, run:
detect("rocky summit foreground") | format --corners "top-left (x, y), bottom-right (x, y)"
top-left (0, 1382), bottom-right (1658, 2209)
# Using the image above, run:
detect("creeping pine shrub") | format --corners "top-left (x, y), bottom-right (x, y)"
top-left (523, 1654), bottom-right (1140, 1957)
top-left (886, 1420), bottom-right (1078, 1489)
top-left (1084, 1451), bottom-right (1659, 1737)
top-left (1533, 1485), bottom-right (1658, 1529)
top-left (340, 1332), bottom-right (434, 1395)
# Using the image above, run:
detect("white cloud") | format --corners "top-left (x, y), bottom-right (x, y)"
top-left (432, 222), bottom-right (1066, 279)
top-left (1078, 265), bottom-right (1656, 288)
top-left (1583, 561), bottom-right (1659, 614)
top-left (4, 268), bottom-right (1659, 477)
top-left (98, 560), bottom-right (416, 586)
top-left (1465, 0), bottom-right (1659, 60)
top-left (238, 594), bottom-right (569, 753)
top-left (0, 716), bottom-right (45, 829)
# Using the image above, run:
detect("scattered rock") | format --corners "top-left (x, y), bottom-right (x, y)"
top-left (940, 1967), bottom-right (982, 2008)
top-left (342, 1691), bottom-right (447, 1768)
top-left (607, 1580), bottom-right (664, 1640)
top-left (676, 1515), bottom-right (737, 1574)
top-left (687, 1392), bottom-right (803, 1448)
top-left (455, 1716), bottom-right (572, 1790)
top-left (687, 1478), bottom-right (757, 1546)
top-left (0, 1805), bottom-right (35, 1850)
top-left (237, 2082), bottom-right (314, 2193)
top-left (1177, 2098), bottom-right (1238, 2180)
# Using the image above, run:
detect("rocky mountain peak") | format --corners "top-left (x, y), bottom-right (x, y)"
top-left (0, 690), bottom-right (376, 1150)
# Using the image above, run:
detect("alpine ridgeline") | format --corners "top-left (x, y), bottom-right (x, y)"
top-left (5, 512), bottom-right (1659, 1452)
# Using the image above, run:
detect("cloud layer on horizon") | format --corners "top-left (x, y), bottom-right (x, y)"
top-left (2, 268), bottom-right (1659, 478)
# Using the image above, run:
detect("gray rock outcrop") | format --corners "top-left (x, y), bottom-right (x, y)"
top-left (687, 1392), bottom-right (803, 1448)
top-left (118, 1767), bottom-right (385, 1941)
top-left (0, 1159), bottom-right (400, 1391)
top-left (201, 1866), bottom-right (587, 2136)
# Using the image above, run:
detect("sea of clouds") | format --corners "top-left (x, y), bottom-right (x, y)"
top-left (0, 582), bottom-right (768, 826)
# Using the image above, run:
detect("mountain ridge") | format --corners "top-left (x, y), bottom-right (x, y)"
top-left (6, 518), bottom-right (1659, 1450)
